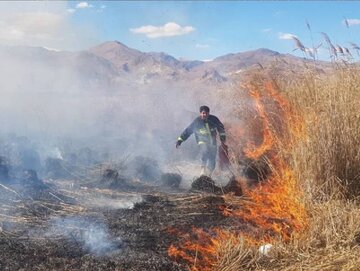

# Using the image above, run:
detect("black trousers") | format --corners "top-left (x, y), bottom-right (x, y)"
top-left (199, 144), bottom-right (217, 171)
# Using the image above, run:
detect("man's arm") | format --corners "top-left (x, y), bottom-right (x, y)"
top-left (176, 120), bottom-right (196, 148)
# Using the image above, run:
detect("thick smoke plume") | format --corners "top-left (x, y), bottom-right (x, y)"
top-left (0, 43), bottom-right (229, 182)
top-left (0, 1), bottom-right (233, 183)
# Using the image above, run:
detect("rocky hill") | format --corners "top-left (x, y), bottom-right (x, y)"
top-left (0, 41), bottom-right (328, 93)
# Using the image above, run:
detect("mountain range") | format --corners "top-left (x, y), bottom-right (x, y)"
top-left (88, 41), bottom-right (322, 84)
top-left (0, 40), bottom-right (327, 94)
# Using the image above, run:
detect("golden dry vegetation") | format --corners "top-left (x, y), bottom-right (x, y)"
top-left (217, 62), bottom-right (360, 271)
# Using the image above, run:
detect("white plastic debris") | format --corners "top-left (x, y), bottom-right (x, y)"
top-left (258, 243), bottom-right (273, 256)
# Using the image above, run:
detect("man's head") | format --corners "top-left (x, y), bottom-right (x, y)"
top-left (199, 105), bottom-right (210, 120)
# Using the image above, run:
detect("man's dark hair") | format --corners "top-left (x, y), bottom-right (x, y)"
top-left (199, 105), bottom-right (210, 113)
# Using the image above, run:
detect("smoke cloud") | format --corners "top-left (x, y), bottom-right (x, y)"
top-left (0, 41), bottom-right (228, 181)
top-left (0, 2), bottom-right (233, 184)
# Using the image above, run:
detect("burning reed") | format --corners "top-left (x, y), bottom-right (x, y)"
top-left (169, 80), bottom-right (309, 270)
top-left (215, 58), bottom-right (360, 269)
top-left (170, 60), bottom-right (360, 270)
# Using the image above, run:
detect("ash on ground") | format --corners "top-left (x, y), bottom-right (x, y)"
top-left (0, 153), bottom-right (247, 271)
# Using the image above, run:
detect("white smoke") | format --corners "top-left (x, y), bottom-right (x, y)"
top-left (0, 3), bottom-right (233, 184)
top-left (0, 43), bottom-right (215, 175)
top-left (48, 216), bottom-right (121, 256)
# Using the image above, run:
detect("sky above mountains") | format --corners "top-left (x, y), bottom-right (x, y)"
top-left (1, 1), bottom-right (360, 61)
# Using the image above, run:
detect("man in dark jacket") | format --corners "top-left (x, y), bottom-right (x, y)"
top-left (176, 105), bottom-right (226, 176)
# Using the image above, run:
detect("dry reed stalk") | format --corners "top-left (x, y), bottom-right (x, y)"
top-left (216, 191), bottom-right (360, 270)
top-left (282, 65), bottom-right (360, 199)
top-left (217, 60), bottom-right (360, 270)
top-left (215, 235), bottom-right (259, 271)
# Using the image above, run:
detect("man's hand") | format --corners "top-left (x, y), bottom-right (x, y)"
top-left (176, 140), bottom-right (182, 149)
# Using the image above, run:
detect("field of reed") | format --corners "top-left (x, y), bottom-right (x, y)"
top-left (217, 45), bottom-right (360, 270)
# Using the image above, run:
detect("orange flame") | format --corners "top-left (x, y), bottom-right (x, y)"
top-left (224, 161), bottom-right (308, 241)
top-left (167, 228), bottom-right (234, 271)
top-left (244, 89), bottom-right (274, 160)
top-left (168, 81), bottom-right (308, 270)
top-left (167, 227), bottom-right (262, 271)
top-left (263, 81), bottom-right (305, 142)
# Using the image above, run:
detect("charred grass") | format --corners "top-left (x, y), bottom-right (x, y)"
top-left (0, 176), bottom-right (239, 271)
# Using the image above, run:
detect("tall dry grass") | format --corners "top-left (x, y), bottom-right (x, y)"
top-left (281, 64), bottom-right (360, 200)
top-left (216, 199), bottom-right (360, 271)
top-left (217, 60), bottom-right (360, 270)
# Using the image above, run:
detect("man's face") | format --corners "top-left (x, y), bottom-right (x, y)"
top-left (200, 110), bottom-right (209, 120)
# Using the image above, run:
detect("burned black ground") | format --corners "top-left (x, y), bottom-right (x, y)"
top-left (0, 170), bottom-right (247, 271)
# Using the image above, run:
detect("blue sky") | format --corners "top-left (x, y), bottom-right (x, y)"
top-left (1, 1), bottom-right (360, 61)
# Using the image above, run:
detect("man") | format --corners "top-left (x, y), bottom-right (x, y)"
top-left (176, 105), bottom-right (226, 176)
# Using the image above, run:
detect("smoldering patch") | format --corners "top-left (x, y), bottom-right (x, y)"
top-left (47, 216), bottom-right (122, 256)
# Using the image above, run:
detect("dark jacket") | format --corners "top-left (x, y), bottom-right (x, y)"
top-left (178, 115), bottom-right (226, 146)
